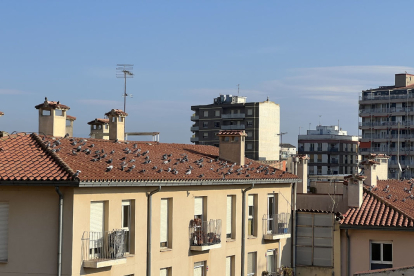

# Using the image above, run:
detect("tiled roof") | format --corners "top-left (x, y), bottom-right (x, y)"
top-left (34, 99), bottom-right (70, 110)
top-left (105, 109), bottom-right (127, 117)
top-left (0, 111), bottom-right (4, 116)
top-left (280, 143), bottom-right (296, 148)
top-left (87, 118), bottom-right (109, 125)
top-left (217, 130), bottom-right (246, 136)
top-left (66, 115), bottom-right (76, 120)
top-left (0, 134), bottom-right (72, 181)
top-left (45, 136), bottom-right (298, 183)
top-left (341, 180), bottom-right (414, 228)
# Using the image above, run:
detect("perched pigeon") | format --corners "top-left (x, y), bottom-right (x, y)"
top-left (73, 170), bottom-right (81, 177)
top-left (106, 165), bottom-right (113, 171)
top-left (64, 133), bottom-right (69, 139)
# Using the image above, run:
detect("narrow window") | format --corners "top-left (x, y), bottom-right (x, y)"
top-left (267, 194), bottom-right (278, 234)
top-left (160, 267), bottom-right (171, 276)
top-left (0, 202), bottom-right (9, 262)
top-left (203, 111), bottom-right (208, 117)
top-left (215, 110), bottom-right (220, 117)
top-left (119, 117), bottom-right (124, 122)
top-left (194, 261), bottom-right (206, 276)
top-left (90, 201), bottom-right (105, 258)
top-left (42, 110), bottom-right (51, 116)
top-left (112, 117), bottom-right (116, 123)
top-left (247, 143), bottom-right (253, 150)
top-left (226, 256), bottom-right (234, 276)
top-left (160, 198), bottom-right (171, 249)
top-left (247, 109), bottom-right (253, 116)
top-left (203, 132), bottom-right (209, 138)
top-left (226, 196), bottom-right (235, 239)
top-left (247, 252), bottom-right (257, 276)
top-left (66, 119), bottom-right (71, 127)
top-left (56, 110), bottom-right (64, 116)
top-left (194, 197), bottom-right (204, 221)
top-left (248, 195), bottom-right (255, 236)
top-left (203, 121), bottom-right (209, 128)
top-left (105, 124), bottom-right (109, 130)
top-left (122, 200), bottom-right (131, 253)
top-left (267, 249), bottom-right (277, 275)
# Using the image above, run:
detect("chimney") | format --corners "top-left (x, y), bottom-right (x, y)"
top-left (345, 175), bottom-right (365, 208)
top-left (395, 73), bottom-right (414, 88)
top-left (65, 115), bottom-right (76, 138)
top-left (35, 97), bottom-right (70, 137)
top-left (105, 109), bottom-right (128, 141)
top-left (217, 130), bottom-right (247, 166)
top-left (295, 155), bottom-right (309, 193)
top-left (87, 118), bottom-right (110, 140)
top-left (362, 154), bottom-right (389, 186)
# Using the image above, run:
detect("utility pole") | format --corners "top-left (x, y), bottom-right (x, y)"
top-left (237, 84), bottom-right (240, 96)
top-left (116, 64), bottom-right (134, 113)
top-left (277, 132), bottom-right (287, 146)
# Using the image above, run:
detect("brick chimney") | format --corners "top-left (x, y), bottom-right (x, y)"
top-left (362, 154), bottom-right (389, 187)
top-left (105, 109), bottom-right (128, 141)
top-left (35, 97), bottom-right (70, 137)
top-left (217, 130), bottom-right (247, 166)
top-left (395, 73), bottom-right (414, 88)
top-left (294, 155), bottom-right (309, 193)
top-left (345, 175), bottom-right (365, 208)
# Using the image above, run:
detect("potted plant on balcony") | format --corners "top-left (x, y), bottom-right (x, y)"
top-left (277, 266), bottom-right (294, 276)
top-left (262, 271), bottom-right (270, 276)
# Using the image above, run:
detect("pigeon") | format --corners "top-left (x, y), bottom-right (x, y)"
top-left (163, 160), bottom-right (169, 164)
top-left (91, 158), bottom-right (98, 162)
top-left (72, 149), bottom-right (78, 155)
top-left (110, 150), bottom-right (115, 154)
top-left (199, 174), bottom-right (204, 178)
top-left (106, 165), bottom-right (113, 171)
top-left (56, 148), bottom-right (61, 152)
top-left (130, 159), bottom-right (135, 163)
top-left (107, 159), bottom-right (113, 164)
top-left (153, 166), bottom-right (158, 170)
top-left (158, 169), bottom-right (163, 173)
top-left (186, 170), bottom-right (192, 175)
top-left (89, 144), bottom-right (95, 148)
top-left (133, 143), bottom-right (138, 149)
top-left (114, 139), bottom-right (119, 143)
top-left (64, 133), bottom-right (69, 139)
top-left (120, 156), bottom-right (126, 160)
top-left (76, 145), bottom-right (82, 151)
top-left (174, 170), bottom-right (178, 175)
top-left (73, 170), bottom-right (81, 177)
top-left (140, 169), bottom-right (146, 173)
top-left (101, 153), bottom-right (107, 159)
top-left (167, 167), bottom-right (171, 172)
top-left (71, 141), bottom-right (77, 146)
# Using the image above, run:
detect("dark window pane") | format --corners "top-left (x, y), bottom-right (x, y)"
top-left (383, 244), bottom-right (392, 262)
top-left (249, 206), bottom-right (254, 216)
top-left (123, 206), bottom-right (130, 228)
top-left (371, 243), bottom-right (381, 261)
top-left (371, 263), bottom-right (392, 270)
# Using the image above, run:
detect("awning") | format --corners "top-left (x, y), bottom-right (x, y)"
top-left (359, 142), bottom-right (371, 149)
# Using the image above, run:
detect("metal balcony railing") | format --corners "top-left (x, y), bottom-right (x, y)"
top-left (189, 219), bottom-right (222, 247)
top-left (329, 147), bottom-right (339, 152)
top-left (360, 94), bottom-right (414, 101)
top-left (190, 126), bottom-right (199, 131)
top-left (360, 121), bottom-right (414, 127)
top-left (262, 213), bottom-right (290, 236)
top-left (221, 113), bottom-right (245, 119)
top-left (221, 125), bottom-right (245, 130)
top-left (191, 115), bottom-right (199, 120)
top-left (82, 230), bottom-right (127, 262)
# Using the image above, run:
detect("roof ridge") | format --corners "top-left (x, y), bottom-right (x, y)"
top-left (30, 133), bottom-right (77, 181)
top-left (364, 186), bottom-right (414, 224)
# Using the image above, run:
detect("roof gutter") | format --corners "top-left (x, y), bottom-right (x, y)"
top-left (147, 186), bottom-right (161, 276)
top-left (340, 225), bottom-right (414, 232)
top-left (241, 183), bottom-right (254, 276)
top-left (0, 180), bottom-right (78, 186)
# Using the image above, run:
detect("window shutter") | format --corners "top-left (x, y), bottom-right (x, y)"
top-left (90, 202), bottom-right (104, 233)
top-left (160, 268), bottom-right (168, 276)
top-left (248, 195), bottom-right (254, 207)
top-left (226, 196), bottom-right (232, 235)
top-left (247, 252), bottom-right (256, 274)
top-left (0, 202), bottom-right (9, 261)
top-left (226, 256), bottom-right (231, 276)
top-left (194, 197), bottom-right (203, 217)
top-left (160, 199), bottom-right (168, 244)
top-left (194, 266), bottom-right (202, 276)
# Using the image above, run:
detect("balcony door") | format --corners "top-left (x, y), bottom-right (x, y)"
top-left (267, 194), bottom-right (277, 234)
top-left (90, 201), bottom-right (105, 258)
top-left (267, 249), bottom-right (277, 275)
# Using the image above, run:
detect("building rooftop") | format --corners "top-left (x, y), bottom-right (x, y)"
top-left (341, 180), bottom-right (414, 228)
top-left (87, 118), bottom-right (109, 125)
top-left (66, 115), bottom-right (76, 121)
top-left (0, 133), bottom-right (298, 184)
top-left (34, 98), bottom-right (70, 110)
top-left (104, 109), bottom-right (128, 117)
top-left (280, 143), bottom-right (296, 148)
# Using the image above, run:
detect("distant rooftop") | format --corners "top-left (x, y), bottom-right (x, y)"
top-left (307, 125), bottom-right (348, 136)
top-left (214, 94), bottom-right (246, 105)
top-left (280, 143), bottom-right (296, 149)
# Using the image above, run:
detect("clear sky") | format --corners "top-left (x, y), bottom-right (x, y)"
top-left (1, 1), bottom-right (414, 145)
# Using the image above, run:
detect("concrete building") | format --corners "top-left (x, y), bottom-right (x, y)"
top-left (359, 72), bottom-right (414, 179)
top-left (280, 143), bottom-right (296, 160)
top-left (191, 95), bottom-right (280, 161)
top-left (298, 125), bottom-right (359, 175)
top-left (0, 109), bottom-right (298, 276)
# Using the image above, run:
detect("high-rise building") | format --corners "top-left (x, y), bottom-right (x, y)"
top-left (298, 125), bottom-right (359, 175)
top-left (359, 73), bottom-right (414, 179)
top-left (191, 95), bottom-right (280, 161)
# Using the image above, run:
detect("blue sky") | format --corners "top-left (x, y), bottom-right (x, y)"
top-left (1, 1), bottom-right (414, 145)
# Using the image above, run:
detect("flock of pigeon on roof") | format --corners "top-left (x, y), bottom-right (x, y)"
top-left (366, 180), bottom-right (414, 203)
top-left (41, 135), bottom-right (288, 180)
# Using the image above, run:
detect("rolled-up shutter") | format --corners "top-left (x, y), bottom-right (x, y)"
top-left (247, 252), bottom-right (256, 275)
top-left (226, 196), bottom-right (232, 236)
top-left (194, 197), bottom-right (203, 217)
top-left (90, 202), bottom-right (104, 233)
top-left (248, 195), bottom-right (253, 207)
top-left (0, 202), bottom-right (9, 261)
top-left (160, 199), bottom-right (168, 244)
top-left (160, 268), bottom-right (167, 276)
top-left (226, 256), bottom-right (232, 276)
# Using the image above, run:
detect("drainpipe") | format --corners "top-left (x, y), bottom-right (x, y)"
top-left (241, 183), bottom-right (254, 276)
top-left (55, 187), bottom-right (63, 276)
top-left (147, 186), bottom-right (161, 276)
top-left (346, 229), bottom-right (350, 276)
top-left (292, 182), bottom-right (297, 275)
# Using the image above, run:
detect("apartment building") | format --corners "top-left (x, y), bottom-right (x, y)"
top-left (190, 95), bottom-right (280, 161)
top-left (0, 100), bottom-right (300, 276)
top-left (298, 125), bottom-right (359, 175)
top-left (359, 73), bottom-right (414, 179)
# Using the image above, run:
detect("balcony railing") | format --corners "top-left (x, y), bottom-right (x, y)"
top-left (189, 219), bottom-right (222, 251)
top-left (221, 113), bottom-right (245, 119)
top-left (262, 213), bottom-right (291, 240)
top-left (82, 230), bottom-right (127, 268)
top-left (190, 126), bottom-right (199, 131)
top-left (191, 115), bottom-right (199, 121)
top-left (359, 121), bottom-right (414, 127)
top-left (329, 147), bottom-right (339, 152)
top-left (360, 94), bottom-right (414, 101)
top-left (221, 124), bottom-right (245, 130)
top-left (360, 107), bottom-right (414, 114)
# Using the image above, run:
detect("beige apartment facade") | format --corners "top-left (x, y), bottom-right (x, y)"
top-left (0, 132), bottom-right (298, 276)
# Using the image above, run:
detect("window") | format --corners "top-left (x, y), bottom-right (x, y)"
top-left (194, 197), bottom-right (205, 221)
top-left (226, 256), bottom-right (234, 276)
top-left (203, 111), bottom-right (208, 117)
top-left (371, 242), bottom-right (392, 270)
top-left (203, 132), bottom-right (209, 138)
top-left (42, 110), bottom-right (51, 116)
top-left (266, 194), bottom-right (278, 234)
top-left (266, 249), bottom-right (277, 275)
top-left (224, 137), bottom-right (230, 142)
top-left (247, 109), bottom-right (253, 116)
top-left (90, 201), bottom-right (105, 258)
top-left (296, 212), bottom-right (333, 267)
top-left (0, 202), bottom-right (9, 262)
top-left (226, 196), bottom-right (235, 239)
top-left (194, 261), bottom-right (205, 276)
top-left (112, 117), bottom-right (116, 122)
top-left (56, 110), bottom-right (64, 116)
top-left (248, 195), bottom-right (256, 236)
top-left (119, 117), bottom-right (124, 122)
top-left (203, 121), bottom-right (209, 128)
top-left (105, 124), bottom-right (109, 129)
top-left (247, 143), bottom-right (253, 150)
top-left (122, 200), bottom-right (131, 253)
top-left (247, 252), bottom-right (257, 276)
top-left (160, 198), bottom-right (171, 249)
top-left (66, 119), bottom-right (71, 126)
top-left (215, 110), bottom-right (220, 117)
top-left (160, 267), bottom-right (171, 276)
top-left (214, 121), bottom-right (220, 128)
top-left (247, 131), bottom-right (252, 137)
top-left (247, 120), bottom-right (253, 127)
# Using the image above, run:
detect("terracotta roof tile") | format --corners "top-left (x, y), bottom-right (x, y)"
top-left (87, 118), bottom-right (109, 125)
top-left (66, 115), bottom-right (76, 120)
top-left (105, 109), bottom-right (127, 117)
top-left (34, 98), bottom-right (70, 110)
top-left (217, 130), bottom-right (247, 136)
top-left (0, 134), bottom-right (72, 182)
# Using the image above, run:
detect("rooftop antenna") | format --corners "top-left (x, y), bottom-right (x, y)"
top-left (237, 84), bottom-right (240, 96)
top-left (319, 115), bottom-right (322, 126)
top-left (277, 132), bottom-right (287, 146)
top-left (116, 64), bottom-right (134, 113)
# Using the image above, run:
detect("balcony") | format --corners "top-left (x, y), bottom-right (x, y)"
top-left (329, 147), bottom-right (339, 152)
top-left (330, 159), bottom-right (339, 164)
top-left (221, 124), bottom-right (245, 130)
top-left (191, 115), bottom-right (199, 121)
top-left (221, 113), bottom-right (245, 119)
top-left (82, 230), bottom-right (127, 268)
top-left (191, 126), bottom-right (199, 131)
top-left (262, 213), bottom-right (291, 240)
top-left (189, 219), bottom-right (222, 251)
top-left (190, 136), bottom-right (199, 142)
top-left (359, 94), bottom-right (414, 102)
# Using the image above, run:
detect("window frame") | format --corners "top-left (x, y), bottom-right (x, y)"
top-left (160, 198), bottom-right (171, 250)
top-left (203, 110), bottom-right (208, 118)
top-left (247, 194), bottom-right (256, 237)
top-left (370, 241), bottom-right (393, 270)
top-left (121, 200), bottom-right (131, 253)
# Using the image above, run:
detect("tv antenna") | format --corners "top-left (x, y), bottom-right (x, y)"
top-left (237, 84), bottom-right (240, 96)
top-left (116, 64), bottom-right (134, 113)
